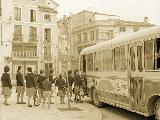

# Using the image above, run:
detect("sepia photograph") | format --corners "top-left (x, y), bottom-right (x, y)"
top-left (0, 0), bottom-right (160, 120)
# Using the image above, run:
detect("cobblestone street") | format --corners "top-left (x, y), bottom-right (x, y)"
top-left (0, 88), bottom-right (102, 120)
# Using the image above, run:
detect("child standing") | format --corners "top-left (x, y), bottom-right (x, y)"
top-left (42, 77), bottom-right (52, 109)
top-left (56, 75), bottom-right (66, 104)
top-left (1, 65), bottom-right (12, 105)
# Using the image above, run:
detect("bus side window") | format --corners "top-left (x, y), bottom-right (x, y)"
top-left (87, 53), bottom-right (93, 72)
top-left (83, 55), bottom-right (86, 72)
top-left (144, 40), bottom-right (154, 70)
top-left (156, 38), bottom-right (160, 69)
top-left (130, 46), bottom-right (136, 71)
top-left (137, 46), bottom-right (143, 71)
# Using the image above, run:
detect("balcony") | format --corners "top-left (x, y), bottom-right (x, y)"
top-left (13, 33), bottom-right (23, 42)
top-left (38, 5), bottom-right (58, 14)
top-left (12, 51), bottom-right (37, 58)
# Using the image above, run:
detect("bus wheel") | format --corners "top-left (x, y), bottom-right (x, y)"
top-left (93, 88), bottom-right (103, 108)
top-left (156, 99), bottom-right (160, 120)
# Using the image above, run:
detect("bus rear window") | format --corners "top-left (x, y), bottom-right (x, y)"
top-left (87, 53), bottom-right (93, 72)
top-left (144, 38), bottom-right (160, 70)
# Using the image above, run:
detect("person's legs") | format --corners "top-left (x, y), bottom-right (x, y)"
top-left (28, 96), bottom-right (32, 107)
top-left (4, 95), bottom-right (9, 105)
top-left (48, 94), bottom-right (51, 109)
top-left (21, 92), bottom-right (26, 104)
top-left (60, 96), bottom-right (63, 104)
top-left (62, 96), bottom-right (65, 104)
top-left (17, 93), bottom-right (20, 104)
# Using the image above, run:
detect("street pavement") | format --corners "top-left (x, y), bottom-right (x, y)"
top-left (0, 88), bottom-right (102, 120)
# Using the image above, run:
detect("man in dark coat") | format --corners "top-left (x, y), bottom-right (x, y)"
top-left (49, 69), bottom-right (56, 104)
top-left (56, 75), bottom-right (66, 104)
top-left (16, 66), bottom-right (26, 104)
top-left (1, 65), bottom-right (12, 105)
top-left (25, 67), bottom-right (37, 107)
top-left (74, 69), bottom-right (82, 103)
top-left (37, 70), bottom-right (45, 103)
top-left (67, 70), bottom-right (74, 102)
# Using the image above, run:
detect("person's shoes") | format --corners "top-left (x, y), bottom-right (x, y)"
top-left (3, 102), bottom-right (9, 106)
top-left (17, 102), bottom-right (21, 104)
top-left (70, 100), bottom-right (74, 102)
top-left (62, 102), bottom-right (65, 104)
top-left (28, 105), bottom-right (32, 107)
top-left (50, 102), bottom-right (54, 104)
top-left (21, 102), bottom-right (26, 104)
top-left (79, 101), bottom-right (83, 103)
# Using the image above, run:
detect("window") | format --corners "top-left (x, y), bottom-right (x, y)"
top-left (14, 7), bottom-right (21, 21)
top-left (144, 40), bottom-right (154, 70)
top-left (94, 51), bottom-right (102, 71)
top-left (30, 9), bottom-right (36, 22)
top-left (78, 34), bottom-right (81, 43)
top-left (84, 32), bottom-right (88, 41)
top-left (120, 27), bottom-right (126, 32)
top-left (87, 53), bottom-right (93, 71)
top-left (13, 25), bottom-right (22, 41)
top-left (103, 49), bottom-right (113, 71)
top-left (156, 38), bottom-right (160, 69)
top-left (80, 55), bottom-right (86, 72)
top-left (44, 14), bottom-right (51, 21)
top-left (133, 26), bottom-right (139, 32)
top-left (114, 47), bottom-right (126, 71)
top-left (90, 31), bottom-right (94, 41)
top-left (130, 46), bottom-right (136, 71)
top-left (114, 47), bottom-right (120, 70)
top-left (137, 46), bottom-right (143, 71)
top-left (96, 30), bottom-right (99, 40)
top-left (44, 28), bottom-right (51, 42)
top-left (29, 26), bottom-right (37, 42)
top-left (0, 0), bottom-right (2, 16)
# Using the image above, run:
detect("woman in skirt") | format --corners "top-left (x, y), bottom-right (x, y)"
top-left (1, 65), bottom-right (12, 105)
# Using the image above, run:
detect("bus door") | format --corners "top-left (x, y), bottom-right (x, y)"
top-left (128, 42), bottom-right (144, 111)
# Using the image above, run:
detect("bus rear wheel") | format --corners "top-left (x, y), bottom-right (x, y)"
top-left (92, 88), bottom-right (103, 108)
top-left (155, 99), bottom-right (160, 120)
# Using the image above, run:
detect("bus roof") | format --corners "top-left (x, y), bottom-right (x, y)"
top-left (80, 26), bottom-right (160, 55)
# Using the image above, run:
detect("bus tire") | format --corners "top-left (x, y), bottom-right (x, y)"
top-left (155, 99), bottom-right (160, 120)
top-left (93, 88), bottom-right (103, 108)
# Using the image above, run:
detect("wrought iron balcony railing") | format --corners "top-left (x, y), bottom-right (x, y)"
top-left (12, 51), bottom-right (37, 58)
top-left (13, 33), bottom-right (23, 42)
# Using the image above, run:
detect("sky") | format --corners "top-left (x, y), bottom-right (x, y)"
top-left (56, 0), bottom-right (160, 25)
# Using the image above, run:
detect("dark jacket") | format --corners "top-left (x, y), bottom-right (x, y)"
top-left (1, 72), bottom-right (12, 89)
top-left (25, 72), bottom-right (36, 88)
top-left (37, 74), bottom-right (46, 89)
top-left (56, 78), bottom-right (66, 90)
top-left (68, 74), bottom-right (74, 86)
top-left (16, 71), bottom-right (24, 86)
top-left (49, 73), bottom-right (56, 84)
top-left (74, 74), bottom-right (82, 86)
top-left (42, 80), bottom-right (52, 91)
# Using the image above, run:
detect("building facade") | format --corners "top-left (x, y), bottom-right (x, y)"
top-left (0, 0), bottom-right (58, 80)
top-left (58, 10), bottom-right (155, 71)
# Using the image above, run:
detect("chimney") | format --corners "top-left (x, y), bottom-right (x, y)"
top-left (144, 17), bottom-right (149, 23)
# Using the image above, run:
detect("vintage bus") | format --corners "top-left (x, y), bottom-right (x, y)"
top-left (80, 26), bottom-right (160, 119)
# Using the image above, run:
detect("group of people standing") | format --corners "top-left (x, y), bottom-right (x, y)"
top-left (0, 65), bottom-right (87, 108)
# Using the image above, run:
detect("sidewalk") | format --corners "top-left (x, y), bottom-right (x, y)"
top-left (0, 88), bottom-right (102, 120)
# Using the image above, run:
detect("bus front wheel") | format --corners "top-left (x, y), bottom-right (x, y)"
top-left (155, 99), bottom-right (160, 120)
top-left (92, 88), bottom-right (103, 108)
